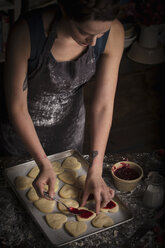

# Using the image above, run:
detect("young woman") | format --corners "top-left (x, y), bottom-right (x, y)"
top-left (1, 0), bottom-right (124, 213)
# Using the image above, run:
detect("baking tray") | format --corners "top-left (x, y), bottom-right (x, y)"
top-left (4, 149), bottom-right (133, 247)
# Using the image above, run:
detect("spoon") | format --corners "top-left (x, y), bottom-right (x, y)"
top-left (43, 191), bottom-right (93, 217)
top-left (43, 191), bottom-right (81, 215)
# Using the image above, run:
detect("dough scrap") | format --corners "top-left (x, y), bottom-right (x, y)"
top-left (34, 198), bottom-right (55, 213)
top-left (15, 176), bottom-right (33, 190)
top-left (57, 198), bottom-right (79, 214)
top-left (91, 213), bottom-right (114, 228)
top-left (59, 184), bottom-right (79, 199)
top-left (65, 221), bottom-right (87, 237)
top-left (76, 207), bottom-right (96, 222)
top-left (27, 166), bottom-right (39, 178)
top-left (45, 213), bottom-right (67, 229)
top-left (62, 156), bottom-right (81, 170)
top-left (58, 170), bottom-right (77, 185)
top-left (27, 187), bottom-right (39, 201)
top-left (100, 199), bottom-right (119, 213)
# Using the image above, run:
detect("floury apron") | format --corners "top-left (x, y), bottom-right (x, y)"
top-left (0, 15), bottom-right (96, 156)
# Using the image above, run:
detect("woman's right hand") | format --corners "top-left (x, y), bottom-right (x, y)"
top-left (32, 165), bottom-right (56, 199)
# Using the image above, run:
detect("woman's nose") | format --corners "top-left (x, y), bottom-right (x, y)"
top-left (86, 35), bottom-right (97, 46)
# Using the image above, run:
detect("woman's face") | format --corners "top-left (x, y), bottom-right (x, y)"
top-left (67, 19), bottom-right (112, 46)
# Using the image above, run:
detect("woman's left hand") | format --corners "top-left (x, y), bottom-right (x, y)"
top-left (81, 168), bottom-right (115, 214)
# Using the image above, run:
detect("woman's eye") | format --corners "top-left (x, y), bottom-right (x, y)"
top-left (79, 29), bottom-right (88, 35)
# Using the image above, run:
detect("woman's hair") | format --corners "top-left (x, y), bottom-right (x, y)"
top-left (58, 0), bottom-right (120, 22)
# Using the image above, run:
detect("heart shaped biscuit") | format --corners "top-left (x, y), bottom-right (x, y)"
top-left (51, 161), bottom-right (64, 175)
top-left (58, 171), bottom-right (77, 185)
top-left (27, 187), bottom-right (39, 201)
top-left (65, 221), bottom-right (87, 237)
top-left (62, 156), bottom-right (81, 170)
top-left (34, 198), bottom-right (55, 213)
top-left (76, 207), bottom-right (96, 222)
top-left (59, 184), bottom-right (79, 198)
top-left (45, 213), bottom-right (67, 229)
top-left (92, 213), bottom-right (114, 228)
top-left (100, 199), bottom-right (119, 213)
top-left (58, 198), bottom-right (79, 214)
top-left (15, 176), bottom-right (33, 190)
top-left (27, 166), bottom-right (39, 178)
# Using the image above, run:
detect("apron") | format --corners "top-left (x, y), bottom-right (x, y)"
top-left (0, 16), bottom-right (96, 156)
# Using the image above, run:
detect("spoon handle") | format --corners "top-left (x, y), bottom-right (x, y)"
top-left (43, 191), bottom-right (71, 211)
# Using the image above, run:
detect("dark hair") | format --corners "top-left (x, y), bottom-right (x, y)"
top-left (58, 0), bottom-right (120, 22)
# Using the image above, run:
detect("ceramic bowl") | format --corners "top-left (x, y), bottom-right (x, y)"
top-left (124, 34), bottom-right (137, 49)
top-left (127, 41), bottom-right (165, 64)
top-left (111, 161), bottom-right (143, 192)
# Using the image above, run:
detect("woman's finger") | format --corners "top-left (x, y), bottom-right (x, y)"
top-left (94, 192), bottom-right (101, 214)
top-left (48, 178), bottom-right (56, 199)
top-left (109, 188), bottom-right (115, 198)
top-left (100, 189), bottom-right (111, 208)
top-left (33, 180), bottom-right (45, 198)
top-left (80, 190), bottom-right (90, 207)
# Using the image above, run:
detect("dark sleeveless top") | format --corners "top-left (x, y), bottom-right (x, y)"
top-left (0, 5), bottom-right (110, 156)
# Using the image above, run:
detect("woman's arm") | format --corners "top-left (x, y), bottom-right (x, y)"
top-left (4, 19), bottom-right (55, 198)
top-left (81, 19), bottom-right (124, 213)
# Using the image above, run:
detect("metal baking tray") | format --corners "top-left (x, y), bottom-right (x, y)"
top-left (4, 149), bottom-right (133, 247)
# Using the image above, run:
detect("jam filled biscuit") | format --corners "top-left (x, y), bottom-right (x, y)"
top-left (100, 199), bottom-right (119, 213)
top-left (58, 198), bottom-right (79, 214)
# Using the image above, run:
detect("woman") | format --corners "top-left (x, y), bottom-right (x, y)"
top-left (1, 0), bottom-right (124, 213)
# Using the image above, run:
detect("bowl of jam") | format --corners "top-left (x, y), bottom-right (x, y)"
top-left (111, 161), bottom-right (143, 192)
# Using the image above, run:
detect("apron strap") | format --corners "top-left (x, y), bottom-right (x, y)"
top-left (41, 18), bottom-right (58, 58)
top-left (28, 8), bottom-right (61, 79)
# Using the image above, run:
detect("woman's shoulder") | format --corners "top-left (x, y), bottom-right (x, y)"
top-left (104, 19), bottom-right (124, 55)
top-left (111, 19), bottom-right (124, 37)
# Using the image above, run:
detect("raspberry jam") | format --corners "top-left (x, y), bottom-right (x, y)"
top-left (69, 208), bottom-right (93, 218)
top-left (103, 200), bottom-right (116, 209)
top-left (114, 163), bottom-right (139, 180)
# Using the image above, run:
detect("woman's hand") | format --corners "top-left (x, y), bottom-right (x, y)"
top-left (81, 167), bottom-right (115, 214)
top-left (32, 165), bottom-right (56, 199)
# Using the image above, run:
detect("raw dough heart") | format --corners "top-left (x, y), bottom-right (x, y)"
top-left (27, 187), bottom-right (39, 201)
top-left (65, 221), bottom-right (87, 237)
top-left (15, 176), bottom-right (33, 190)
top-left (91, 213), bottom-right (114, 228)
top-left (58, 170), bottom-right (77, 184)
top-left (27, 166), bottom-right (39, 178)
top-left (62, 156), bottom-right (81, 170)
top-left (52, 161), bottom-right (64, 175)
top-left (45, 213), bottom-right (67, 229)
top-left (59, 184), bottom-right (79, 199)
top-left (34, 198), bottom-right (55, 213)
top-left (51, 161), bottom-right (61, 167)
